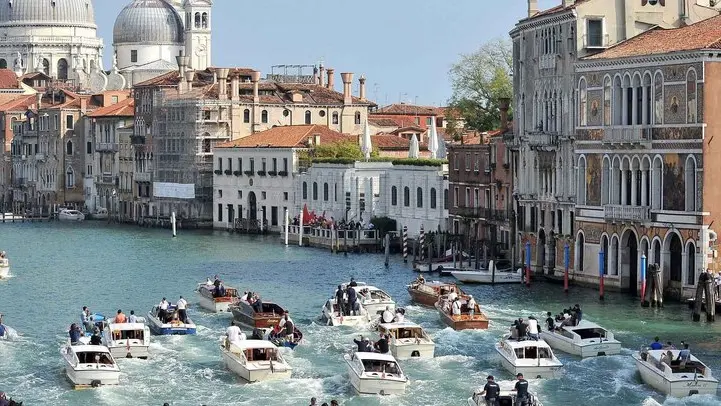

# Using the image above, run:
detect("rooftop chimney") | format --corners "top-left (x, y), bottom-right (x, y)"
top-left (251, 70), bottom-right (261, 104)
top-left (230, 74), bottom-right (239, 101)
top-left (358, 75), bottom-right (367, 102)
top-left (184, 69), bottom-right (195, 91)
top-left (319, 64), bottom-right (325, 87)
top-left (176, 52), bottom-right (189, 93)
top-left (326, 68), bottom-right (335, 90)
top-left (528, 0), bottom-right (539, 17)
top-left (341, 72), bottom-right (354, 105)
top-left (499, 97), bottom-right (510, 131)
top-left (35, 92), bottom-right (41, 110)
top-left (217, 68), bottom-right (229, 100)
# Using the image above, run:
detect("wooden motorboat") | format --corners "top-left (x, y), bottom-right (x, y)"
top-left (196, 282), bottom-right (240, 313)
top-left (231, 300), bottom-right (286, 329)
top-left (61, 344), bottom-right (120, 389)
top-left (434, 295), bottom-right (488, 330)
top-left (344, 351), bottom-right (408, 395)
top-left (495, 335), bottom-right (563, 379)
top-left (101, 317), bottom-right (151, 359)
top-left (407, 280), bottom-right (466, 307)
top-left (633, 349), bottom-right (719, 397)
top-left (220, 339), bottom-right (292, 382)
top-left (377, 321), bottom-right (435, 359)
top-left (540, 320), bottom-right (621, 357)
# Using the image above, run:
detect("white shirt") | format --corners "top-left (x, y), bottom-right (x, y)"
top-left (467, 299), bottom-right (477, 310)
top-left (527, 318), bottom-right (539, 334)
top-left (226, 325), bottom-right (242, 343)
top-left (159, 300), bottom-right (169, 310)
top-left (128, 314), bottom-right (138, 323)
top-left (452, 301), bottom-right (461, 315)
top-left (279, 317), bottom-right (293, 328)
top-left (205, 278), bottom-right (213, 286)
top-left (382, 310), bottom-right (394, 323)
top-left (394, 312), bottom-right (405, 323)
top-left (177, 298), bottom-right (187, 310)
top-left (448, 292), bottom-right (458, 302)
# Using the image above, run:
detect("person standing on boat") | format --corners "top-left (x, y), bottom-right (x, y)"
top-left (81, 307), bottom-right (94, 332)
top-left (381, 306), bottom-right (394, 323)
top-left (252, 294), bottom-right (264, 313)
top-left (346, 285), bottom-right (358, 316)
top-left (176, 296), bottom-right (188, 323)
top-left (467, 295), bottom-right (477, 317)
top-left (374, 333), bottom-right (389, 354)
top-left (649, 337), bottom-right (663, 350)
top-left (545, 312), bottom-right (555, 331)
top-left (279, 313), bottom-right (295, 341)
top-left (349, 277), bottom-right (358, 287)
top-left (516, 318), bottom-right (527, 341)
top-left (477, 375), bottom-right (500, 406)
top-left (334, 285), bottom-right (346, 316)
top-left (68, 323), bottom-right (81, 345)
top-left (677, 343), bottom-right (691, 367)
top-left (115, 309), bottom-right (127, 323)
top-left (513, 373), bottom-right (529, 406)
top-left (128, 310), bottom-right (138, 324)
top-left (226, 320), bottom-right (244, 347)
top-left (526, 316), bottom-right (539, 341)
top-left (573, 304), bottom-right (583, 325)
top-left (90, 328), bottom-right (102, 345)
top-left (158, 298), bottom-right (169, 322)
top-left (353, 335), bottom-right (368, 352)
top-left (448, 288), bottom-right (458, 302)
top-left (451, 298), bottom-right (462, 317)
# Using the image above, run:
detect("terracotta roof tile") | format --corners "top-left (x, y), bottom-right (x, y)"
top-left (369, 117), bottom-right (399, 127)
top-left (87, 97), bottom-right (135, 118)
top-left (371, 134), bottom-right (409, 149)
top-left (216, 125), bottom-right (353, 148)
top-left (0, 94), bottom-right (34, 111)
top-left (586, 14), bottom-right (721, 60)
top-left (0, 69), bottom-right (20, 89)
top-left (375, 103), bottom-right (438, 115)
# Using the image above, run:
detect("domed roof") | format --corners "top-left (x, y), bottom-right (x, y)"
top-left (0, 0), bottom-right (96, 27)
top-left (113, 0), bottom-right (183, 45)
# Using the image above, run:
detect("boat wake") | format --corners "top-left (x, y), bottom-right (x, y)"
top-left (0, 325), bottom-right (20, 340)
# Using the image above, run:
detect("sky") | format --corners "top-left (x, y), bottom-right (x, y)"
top-left (96, 0), bottom-right (561, 107)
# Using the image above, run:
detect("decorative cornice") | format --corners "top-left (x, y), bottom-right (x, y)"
top-left (510, 10), bottom-right (575, 37)
top-left (576, 50), bottom-right (721, 72)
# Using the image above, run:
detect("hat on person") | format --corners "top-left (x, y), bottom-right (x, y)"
top-left (487, 375), bottom-right (494, 380)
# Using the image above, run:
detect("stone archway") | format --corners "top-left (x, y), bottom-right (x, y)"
top-left (621, 229), bottom-right (639, 295)
top-left (248, 191), bottom-right (257, 220)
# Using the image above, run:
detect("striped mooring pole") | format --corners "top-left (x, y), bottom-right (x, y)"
top-left (419, 225), bottom-right (425, 262)
top-left (402, 226), bottom-right (408, 263)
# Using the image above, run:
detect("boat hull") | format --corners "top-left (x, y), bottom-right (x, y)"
top-left (435, 303), bottom-right (488, 330)
top-left (65, 367), bottom-right (120, 389)
top-left (495, 346), bottom-right (562, 379)
top-left (391, 342), bottom-right (435, 360)
top-left (108, 345), bottom-right (150, 359)
top-left (0, 266), bottom-right (8, 278)
top-left (146, 313), bottom-right (196, 335)
top-left (197, 293), bottom-right (234, 313)
top-left (231, 304), bottom-right (283, 329)
top-left (221, 349), bottom-right (291, 382)
top-left (451, 270), bottom-right (522, 284)
top-left (345, 360), bottom-right (407, 395)
top-left (321, 308), bottom-right (369, 326)
top-left (407, 288), bottom-right (439, 307)
top-left (633, 354), bottom-right (719, 397)
top-left (540, 331), bottom-right (621, 357)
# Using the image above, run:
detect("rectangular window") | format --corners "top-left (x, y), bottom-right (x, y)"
top-left (426, 117), bottom-right (432, 126)
top-left (465, 153), bottom-right (471, 171)
top-left (454, 187), bottom-right (459, 207)
top-left (414, 117), bottom-right (420, 125)
top-left (227, 158), bottom-right (232, 172)
top-left (283, 192), bottom-right (288, 201)
top-left (238, 190), bottom-right (242, 199)
top-left (217, 203), bottom-right (223, 222)
top-left (249, 158), bottom-right (254, 172)
top-left (474, 153), bottom-right (479, 172)
top-left (587, 19), bottom-right (603, 47)
top-left (53, 114), bottom-right (58, 130)
top-left (485, 189), bottom-right (491, 209)
top-left (66, 115), bottom-right (74, 129)
top-left (261, 191), bottom-right (267, 200)
top-left (261, 158), bottom-right (266, 171)
top-left (474, 188), bottom-right (479, 208)
top-left (217, 157), bottom-right (222, 171)
top-left (271, 206), bottom-right (278, 226)
top-left (465, 187), bottom-right (471, 207)
top-left (131, 50), bottom-right (138, 63)
top-left (283, 158), bottom-right (288, 172)
top-left (86, 141), bottom-right (91, 154)
top-left (218, 189), bottom-right (223, 198)
top-left (454, 154), bottom-right (459, 171)
top-left (272, 158), bottom-right (277, 172)
top-left (238, 204), bottom-right (243, 219)
top-left (87, 165), bottom-right (92, 176)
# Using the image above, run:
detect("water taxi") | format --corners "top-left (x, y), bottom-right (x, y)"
top-left (342, 282), bottom-right (395, 317)
top-left (377, 321), bottom-right (435, 359)
top-left (231, 300), bottom-right (286, 329)
top-left (146, 305), bottom-right (196, 335)
top-left (633, 348), bottom-right (719, 397)
top-left (435, 294), bottom-right (488, 330)
top-left (320, 297), bottom-right (371, 326)
top-left (406, 280), bottom-right (465, 307)
top-left (196, 282), bottom-right (240, 313)
top-left (101, 317), bottom-right (151, 359)
top-left (220, 338), bottom-right (292, 382)
top-left (344, 351), bottom-right (408, 395)
top-left (495, 336), bottom-right (563, 379)
top-left (61, 344), bottom-right (120, 389)
top-left (540, 320), bottom-right (621, 357)
top-left (58, 209), bottom-right (85, 221)
top-left (451, 261), bottom-right (523, 284)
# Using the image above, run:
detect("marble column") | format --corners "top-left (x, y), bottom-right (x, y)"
top-left (632, 86), bottom-right (638, 125)
top-left (621, 170), bottom-right (628, 205)
top-left (631, 169), bottom-right (638, 206)
top-left (622, 87), bottom-right (629, 126)
top-left (641, 169), bottom-right (648, 207)
top-left (642, 85), bottom-right (649, 125)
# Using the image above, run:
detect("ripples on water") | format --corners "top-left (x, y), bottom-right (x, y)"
top-left (1, 222), bottom-right (721, 405)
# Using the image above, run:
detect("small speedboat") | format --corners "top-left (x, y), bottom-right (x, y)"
top-left (0, 255), bottom-right (9, 279)
top-left (540, 320), bottom-right (621, 357)
top-left (220, 338), bottom-right (292, 382)
top-left (146, 306), bottom-right (196, 335)
top-left (435, 294), bottom-right (488, 330)
top-left (342, 282), bottom-right (395, 317)
top-left (633, 348), bottom-right (719, 397)
top-left (231, 300), bottom-right (286, 329)
top-left (58, 209), bottom-right (85, 221)
top-left (321, 297), bottom-right (371, 326)
top-left (345, 351), bottom-right (408, 395)
top-left (468, 384), bottom-right (544, 406)
top-left (377, 321), bottom-right (435, 359)
top-left (61, 343), bottom-right (120, 389)
top-left (406, 280), bottom-right (466, 307)
top-left (451, 263), bottom-right (523, 284)
top-left (495, 335), bottom-right (563, 379)
top-left (196, 282), bottom-right (240, 313)
top-left (89, 208), bottom-right (108, 220)
top-left (101, 317), bottom-right (151, 359)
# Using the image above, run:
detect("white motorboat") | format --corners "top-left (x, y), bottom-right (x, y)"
top-left (377, 321), bottom-right (435, 359)
top-left (61, 344), bottom-right (120, 389)
top-left (495, 336), bottom-right (563, 379)
top-left (344, 351), bottom-right (408, 395)
top-left (540, 320), bottom-right (621, 357)
top-left (101, 317), bottom-right (151, 359)
top-left (58, 209), bottom-right (85, 221)
top-left (633, 349), bottom-right (719, 397)
top-left (451, 260), bottom-right (522, 284)
top-left (90, 208), bottom-right (108, 220)
top-left (196, 282), bottom-right (240, 313)
top-left (321, 297), bottom-right (371, 326)
top-left (0, 255), bottom-right (9, 279)
top-left (146, 306), bottom-right (196, 335)
top-left (220, 338), bottom-right (292, 382)
top-left (342, 282), bottom-right (395, 317)
top-left (467, 384), bottom-right (544, 406)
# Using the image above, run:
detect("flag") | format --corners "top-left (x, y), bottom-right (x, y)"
top-left (302, 204), bottom-right (311, 225)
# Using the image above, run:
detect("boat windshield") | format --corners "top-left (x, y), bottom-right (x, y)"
top-left (573, 328), bottom-right (606, 340)
top-left (77, 351), bottom-right (114, 365)
top-left (244, 348), bottom-right (279, 362)
top-left (361, 359), bottom-right (400, 375)
top-left (257, 303), bottom-right (285, 315)
top-left (111, 329), bottom-right (144, 340)
top-left (359, 288), bottom-right (390, 301)
top-left (515, 346), bottom-right (553, 359)
top-left (387, 327), bottom-right (423, 339)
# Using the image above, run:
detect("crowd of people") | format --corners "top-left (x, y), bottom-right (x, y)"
top-left (353, 333), bottom-right (389, 354)
top-left (292, 213), bottom-right (374, 231)
top-left (544, 304), bottom-right (583, 331)
top-left (646, 337), bottom-right (692, 366)
top-left (473, 373), bottom-right (530, 406)
top-left (308, 398), bottom-right (339, 406)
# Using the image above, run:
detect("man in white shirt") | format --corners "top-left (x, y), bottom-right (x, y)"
top-left (158, 298), bottom-right (169, 322)
top-left (526, 316), bottom-right (539, 340)
top-left (381, 306), bottom-right (394, 323)
top-left (452, 298), bottom-right (462, 316)
top-left (467, 295), bottom-right (477, 317)
top-left (448, 288), bottom-right (458, 302)
top-left (176, 296), bottom-right (188, 323)
top-left (226, 321), bottom-right (244, 346)
top-left (278, 313), bottom-right (295, 340)
top-left (128, 310), bottom-right (138, 324)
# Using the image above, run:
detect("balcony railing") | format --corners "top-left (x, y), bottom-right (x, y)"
top-left (604, 205), bottom-right (650, 222)
top-left (539, 54), bottom-right (557, 70)
top-left (604, 127), bottom-right (651, 145)
top-left (453, 207), bottom-right (509, 221)
top-left (135, 172), bottom-right (151, 182)
top-left (525, 132), bottom-right (560, 148)
top-left (96, 142), bottom-right (119, 153)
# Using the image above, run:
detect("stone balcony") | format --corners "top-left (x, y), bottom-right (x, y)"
top-left (603, 204), bottom-right (650, 222)
top-left (135, 172), bottom-right (151, 183)
top-left (604, 127), bottom-right (651, 146)
top-left (35, 153), bottom-right (45, 161)
top-left (96, 142), bottom-right (119, 153)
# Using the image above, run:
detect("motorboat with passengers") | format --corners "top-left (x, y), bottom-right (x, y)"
top-left (407, 279), bottom-right (467, 307)
top-left (344, 351), bottom-right (408, 395)
top-left (495, 335), bottom-right (563, 379)
top-left (377, 321), bottom-right (435, 359)
top-left (320, 296), bottom-right (371, 326)
top-left (196, 280), bottom-right (240, 313)
top-left (101, 316), bottom-right (151, 359)
top-left (231, 298), bottom-right (286, 329)
top-left (61, 343), bottom-right (120, 389)
top-left (146, 304), bottom-right (196, 335)
top-left (341, 281), bottom-right (395, 317)
top-left (220, 338), bottom-right (292, 382)
top-left (540, 320), bottom-right (621, 357)
top-left (633, 348), bottom-right (719, 397)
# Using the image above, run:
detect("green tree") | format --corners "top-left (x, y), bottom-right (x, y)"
top-left (448, 37), bottom-right (513, 132)
top-left (313, 140), bottom-right (365, 159)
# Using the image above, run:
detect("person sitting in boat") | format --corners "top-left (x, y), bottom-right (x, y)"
top-left (157, 298), bottom-right (169, 322)
top-left (526, 316), bottom-right (539, 341)
top-left (346, 285), bottom-right (358, 316)
top-left (90, 328), bottom-right (102, 345)
top-left (252, 295), bottom-right (264, 313)
top-left (467, 295), bottom-right (477, 317)
top-left (415, 274), bottom-right (425, 286)
top-left (374, 333), bottom-right (389, 354)
top-left (451, 298), bottom-right (462, 317)
top-left (279, 313), bottom-right (295, 341)
top-left (393, 308), bottom-right (405, 323)
top-left (510, 320), bottom-right (519, 340)
top-left (649, 336), bottom-right (664, 350)
top-left (334, 285), bottom-right (346, 317)
top-left (448, 288), bottom-right (458, 302)
top-left (545, 312), bottom-right (555, 331)
top-left (353, 335), bottom-right (368, 352)
top-left (115, 309), bottom-right (127, 323)
top-left (349, 277), bottom-right (358, 287)
top-left (516, 318), bottom-right (527, 341)
top-left (0, 251), bottom-right (5, 258)
top-left (128, 310), bottom-right (138, 324)
top-left (68, 323), bottom-right (81, 345)
top-left (381, 306), bottom-right (394, 324)
top-left (81, 307), bottom-right (94, 332)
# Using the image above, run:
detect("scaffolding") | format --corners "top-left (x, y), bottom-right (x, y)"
top-left (267, 64), bottom-right (316, 84)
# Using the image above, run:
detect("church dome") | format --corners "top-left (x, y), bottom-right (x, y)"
top-left (113, 0), bottom-right (183, 45)
top-left (0, 0), bottom-right (96, 27)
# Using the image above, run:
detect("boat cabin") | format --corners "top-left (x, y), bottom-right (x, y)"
top-left (642, 350), bottom-right (709, 377)
top-left (353, 353), bottom-right (403, 377)
top-left (67, 346), bottom-right (114, 365)
top-left (199, 284), bottom-right (239, 299)
top-left (342, 283), bottom-right (391, 302)
top-left (108, 327), bottom-right (145, 341)
top-left (499, 339), bottom-right (554, 361)
top-left (379, 322), bottom-right (426, 340)
top-left (227, 340), bottom-right (282, 362)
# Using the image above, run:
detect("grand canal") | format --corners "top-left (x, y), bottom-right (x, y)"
top-left (1, 222), bottom-right (720, 405)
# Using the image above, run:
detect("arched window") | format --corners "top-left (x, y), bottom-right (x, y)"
top-left (57, 58), bottom-right (68, 80)
top-left (652, 157), bottom-right (662, 210)
top-left (201, 12), bottom-right (208, 28)
top-left (65, 166), bottom-right (74, 188)
top-left (430, 188), bottom-right (437, 209)
top-left (243, 109), bottom-right (250, 123)
top-left (685, 156), bottom-right (696, 211)
top-left (312, 182), bottom-right (318, 200)
top-left (354, 112), bottom-right (361, 125)
top-left (687, 241), bottom-right (696, 285)
top-left (601, 157), bottom-right (610, 205)
top-left (323, 182), bottom-right (329, 201)
top-left (261, 110), bottom-right (268, 123)
top-left (391, 186), bottom-right (397, 206)
top-left (579, 78), bottom-right (587, 126)
top-left (304, 110), bottom-right (311, 125)
top-left (202, 139), bottom-right (210, 153)
top-left (194, 12), bottom-right (201, 28)
top-left (654, 72), bottom-right (664, 125)
top-left (603, 76), bottom-right (611, 126)
top-left (577, 156), bottom-right (586, 205)
top-left (403, 186), bottom-right (410, 207)
top-left (301, 182), bottom-right (308, 199)
top-left (332, 112), bottom-right (339, 125)
top-left (66, 141), bottom-right (73, 155)
top-left (444, 188), bottom-right (449, 209)
top-left (687, 69), bottom-right (697, 124)
top-left (42, 58), bottom-right (49, 75)
top-left (416, 187), bottom-right (423, 208)
top-left (0, 59), bottom-right (6, 69)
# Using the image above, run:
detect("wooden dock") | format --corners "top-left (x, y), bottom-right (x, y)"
top-left (285, 225), bottom-right (384, 253)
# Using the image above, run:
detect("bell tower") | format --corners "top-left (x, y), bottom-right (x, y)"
top-left (183, 0), bottom-right (212, 71)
